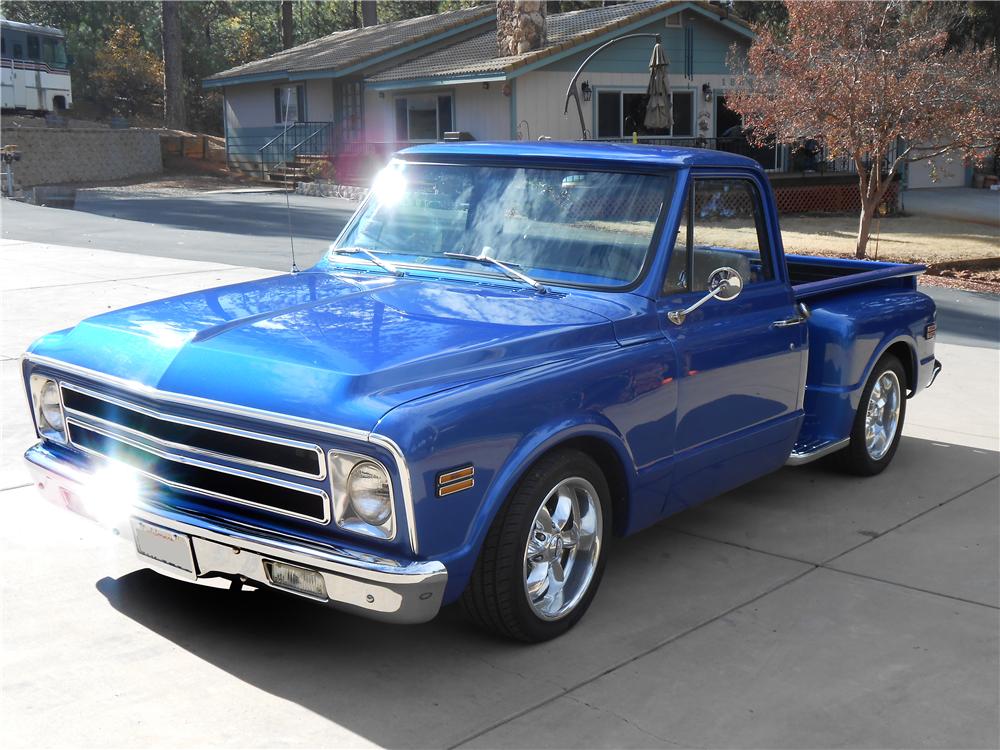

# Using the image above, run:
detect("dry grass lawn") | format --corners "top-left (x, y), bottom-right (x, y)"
top-left (780, 214), bottom-right (999, 263)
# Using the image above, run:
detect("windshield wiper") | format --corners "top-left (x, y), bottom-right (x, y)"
top-left (329, 245), bottom-right (403, 277)
top-left (444, 249), bottom-right (548, 294)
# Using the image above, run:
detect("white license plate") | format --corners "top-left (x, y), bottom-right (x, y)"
top-left (131, 519), bottom-right (196, 574)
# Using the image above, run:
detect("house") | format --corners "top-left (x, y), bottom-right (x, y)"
top-left (205, 1), bottom-right (756, 183)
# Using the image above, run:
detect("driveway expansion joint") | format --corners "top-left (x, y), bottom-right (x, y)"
top-left (820, 472), bottom-right (1000, 565)
top-left (449, 566), bottom-right (817, 749)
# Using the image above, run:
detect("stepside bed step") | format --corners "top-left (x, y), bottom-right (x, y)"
top-left (786, 437), bottom-right (849, 466)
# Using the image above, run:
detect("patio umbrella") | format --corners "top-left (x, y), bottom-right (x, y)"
top-left (644, 42), bottom-right (672, 131)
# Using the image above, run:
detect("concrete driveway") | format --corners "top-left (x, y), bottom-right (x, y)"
top-left (1, 238), bottom-right (997, 749)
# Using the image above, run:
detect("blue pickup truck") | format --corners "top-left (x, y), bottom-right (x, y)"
top-left (22, 142), bottom-right (941, 642)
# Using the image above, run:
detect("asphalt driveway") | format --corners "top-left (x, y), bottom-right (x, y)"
top-left (1, 188), bottom-right (355, 270)
top-left (1, 237), bottom-right (997, 749)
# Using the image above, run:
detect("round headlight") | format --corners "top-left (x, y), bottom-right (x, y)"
top-left (40, 380), bottom-right (64, 431)
top-left (347, 461), bottom-right (392, 526)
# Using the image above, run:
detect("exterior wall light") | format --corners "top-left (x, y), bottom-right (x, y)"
top-left (581, 81), bottom-right (592, 102)
top-left (702, 83), bottom-right (713, 102)
top-left (482, 82), bottom-right (490, 90)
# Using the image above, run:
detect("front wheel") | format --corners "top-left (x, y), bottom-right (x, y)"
top-left (837, 353), bottom-right (907, 476)
top-left (460, 449), bottom-right (610, 642)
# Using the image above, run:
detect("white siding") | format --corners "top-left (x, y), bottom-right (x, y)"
top-left (453, 82), bottom-right (509, 141)
top-left (225, 78), bottom-right (335, 133)
top-left (364, 87), bottom-right (395, 142)
top-left (306, 78), bottom-right (334, 121)
top-left (362, 83), bottom-right (510, 144)
top-left (225, 82), bottom-right (278, 130)
top-left (515, 70), bottom-right (733, 141)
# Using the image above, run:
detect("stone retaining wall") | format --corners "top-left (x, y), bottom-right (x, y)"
top-left (0, 127), bottom-right (162, 187)
top-left (296, 180), bottom-right (369, 201)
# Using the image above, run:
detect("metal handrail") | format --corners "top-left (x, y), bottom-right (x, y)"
top-left (258, 121), bottom-right (300, 155)
top-left (291, 122), bottom-right (332, 154)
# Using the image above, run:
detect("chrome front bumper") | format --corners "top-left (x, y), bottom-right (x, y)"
top-left (24, 443), bottom-right (447, 624)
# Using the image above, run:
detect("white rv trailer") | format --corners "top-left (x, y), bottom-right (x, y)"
top-left (1, 18), bottom-right (73, 112)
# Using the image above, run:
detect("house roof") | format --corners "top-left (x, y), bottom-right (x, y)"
top-left (204, 5), bottom-right (493, 86)
top-left (366, 1), bottom-right (752, 86)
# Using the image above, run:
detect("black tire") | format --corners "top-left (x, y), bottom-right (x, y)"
top-left (836, 353), bottom-right (907, 476)
top-left (460, 449), bottom-right (611, 643)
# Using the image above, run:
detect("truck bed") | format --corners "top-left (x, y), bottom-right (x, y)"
top-left (788, 254), bottom-right (925, 300)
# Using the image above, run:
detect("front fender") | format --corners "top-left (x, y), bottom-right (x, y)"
top-left (372, 340), bottom-right (678, 602)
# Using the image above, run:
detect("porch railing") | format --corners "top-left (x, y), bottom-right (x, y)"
top-left (248, 121), bottom-right (335, 179)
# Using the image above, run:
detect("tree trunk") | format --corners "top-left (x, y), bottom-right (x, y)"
top-left (855, 200), bottom-right (878, 259)
top-left (281, 1), bottom-right (294, 49)
top-left (161, 1), bottom-right (185, 130)
top-left (361, 1), bottom-right (378, 28)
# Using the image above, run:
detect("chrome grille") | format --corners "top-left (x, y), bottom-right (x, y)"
top-left (61, 383), bottom-right (325, 480)
top-left (60, 383), bottom-right (331, 524)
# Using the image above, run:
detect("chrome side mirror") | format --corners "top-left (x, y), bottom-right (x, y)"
top-left (667, 266), bottom-right (744, 325)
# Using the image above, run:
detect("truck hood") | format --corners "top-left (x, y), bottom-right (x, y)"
top-left (29, 271), bottom-right (619, 431)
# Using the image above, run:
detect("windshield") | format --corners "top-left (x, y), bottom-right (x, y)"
top-left (333, 161), bottom-right (673, 290)
top-left (41, 36), bottom-right (68, 67)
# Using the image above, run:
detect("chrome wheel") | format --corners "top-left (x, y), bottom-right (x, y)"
top-left (522, 476), bottom-right (603, 621)
top-left (864, 370), bottom-right (901, 461)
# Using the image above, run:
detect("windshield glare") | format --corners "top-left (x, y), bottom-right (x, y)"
top-left (333, 161), bottom-right (672, 289)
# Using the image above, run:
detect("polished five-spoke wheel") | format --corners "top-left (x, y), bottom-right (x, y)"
top-left (461, 449), bottom-right (611, 642)
top-left (838, 353), bottom-right (907, 476)
top-left (523, 477), bottom-right (603, 621)
top-left (864, 370), bottom-right (901, 461)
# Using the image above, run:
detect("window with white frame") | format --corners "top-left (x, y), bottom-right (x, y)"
top-left (394, 94), bottom-right (453, 141)
top-left (596, 89), bottom-right (694, 139)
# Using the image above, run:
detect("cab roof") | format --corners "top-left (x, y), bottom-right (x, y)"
top-left (397, 140), bottom-right (764, 171)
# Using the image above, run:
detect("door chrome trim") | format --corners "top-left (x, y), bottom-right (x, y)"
top-left (23, 353), bottom-right (422, 553)
top-left (66, 417), bottom-right (332, 524)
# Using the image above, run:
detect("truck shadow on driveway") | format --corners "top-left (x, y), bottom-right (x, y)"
top-left (95, 436), bottom-right (999, 749)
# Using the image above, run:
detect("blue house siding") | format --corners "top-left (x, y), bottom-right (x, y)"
top-left (541, 13), bottom-right (748, 76)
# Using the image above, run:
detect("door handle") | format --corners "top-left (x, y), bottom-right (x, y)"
top-left (771, 302), bottom-right (811, 328)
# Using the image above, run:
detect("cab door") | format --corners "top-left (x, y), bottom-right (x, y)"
top-left (658, 173), bottom-right (806, 510)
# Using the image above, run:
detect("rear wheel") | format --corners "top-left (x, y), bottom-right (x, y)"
top-left (837, 353), bottom-right (907, 476)
top-left (460, 449), bottom-right (609, 642)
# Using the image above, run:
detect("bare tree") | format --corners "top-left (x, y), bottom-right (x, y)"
top-left (281, 1), bottom-right (294, 49)
top-left (161, 0), bottom-right (185, 130)
top-left (728, 1), bottom-right (1000, 258)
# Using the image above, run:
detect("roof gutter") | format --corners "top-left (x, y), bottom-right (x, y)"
top-left (367, 73), bottom-right (508, 92)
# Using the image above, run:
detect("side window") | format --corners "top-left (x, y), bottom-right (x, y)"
top-left (273, 85), bottom-right (304, 124)
top-left (27, 34), bottom-right (40, 60)
top-left (663, 178), bottom-right (774, 294)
